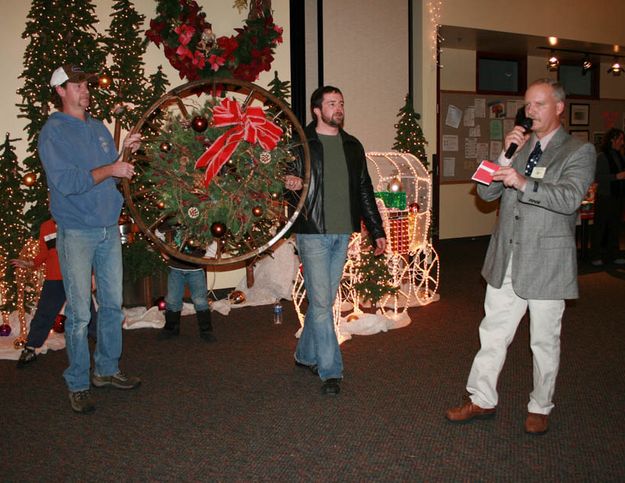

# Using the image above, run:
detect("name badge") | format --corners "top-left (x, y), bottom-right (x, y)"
top-left (530, 167), bottom-right (546, 179)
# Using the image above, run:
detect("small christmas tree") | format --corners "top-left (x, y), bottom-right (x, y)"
top-left (0, 134), bottom-right (28, 315)
top-left (353, 244), bottom-right (397, 307)
top-left (268, 71), bottom-right (291, 105)
top-left (143, 65), bottom-right (170, 111)
top-left (393, 95), bottom-right (428, 169)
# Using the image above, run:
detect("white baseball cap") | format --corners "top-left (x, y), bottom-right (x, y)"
top-left (50, 64), bottom-right (97, 88)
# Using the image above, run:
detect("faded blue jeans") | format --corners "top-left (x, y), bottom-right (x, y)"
top-left (57, 225), bottom-right (124, 392)
top-left (165, 267), bottom-right (209, 312)
top-left (295, 234), bottom-right (350, 381)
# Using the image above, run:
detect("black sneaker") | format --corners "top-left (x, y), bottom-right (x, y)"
top-left (321, 378), bottom-right (341, 396)
top-left (69, 390), bottom-right (95, 414)
top-left (91, 371), bottom-right (141, 390)
top-left (16, 347), bottom-right (37, 369)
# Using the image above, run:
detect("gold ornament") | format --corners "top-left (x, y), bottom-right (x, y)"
top-left (388, 177), bottom-right (403, 193)
top-left (228, 290), bottom-right (246, 304)
top-left (346, 313), bottom-right (360, 322)
top-left (98, 74), bottom-right (112, 89)
top-left (23, 172), bottom-right (37, 187)
top-left (13, 337), bottom-right (26, 350)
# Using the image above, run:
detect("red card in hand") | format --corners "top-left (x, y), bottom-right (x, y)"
top-left (472, 160), bottom-right (500, 185)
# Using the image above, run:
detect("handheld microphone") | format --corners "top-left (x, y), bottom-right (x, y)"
top-left (504, 107), bottom-right (533, 159)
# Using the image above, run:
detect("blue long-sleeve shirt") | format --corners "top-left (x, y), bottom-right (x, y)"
top-left (38, 112), bottom-right (123, 229)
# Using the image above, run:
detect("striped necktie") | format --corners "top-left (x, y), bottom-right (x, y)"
top-left (524, 141), bottom-right (542, 177)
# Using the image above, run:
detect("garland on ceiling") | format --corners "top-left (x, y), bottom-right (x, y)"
top-left (146, 0), bottom-right (283, 82)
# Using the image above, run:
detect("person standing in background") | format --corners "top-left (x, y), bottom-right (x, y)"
top-left (590, 128), bottom-right (625, 266)
top-left (11, 217), bottom-right (97, 368)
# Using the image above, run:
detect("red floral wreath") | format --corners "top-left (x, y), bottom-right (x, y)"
top-left (146, 0), bottom-right (283, 82)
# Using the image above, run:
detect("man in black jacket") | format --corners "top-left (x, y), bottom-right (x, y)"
top-left (285, 86), bottom-right (386, 396)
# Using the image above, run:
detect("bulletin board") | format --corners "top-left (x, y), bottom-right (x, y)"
top-left (439, 90), bottom-right (625, 184)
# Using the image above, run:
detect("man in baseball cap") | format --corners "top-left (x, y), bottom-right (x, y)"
top-left (39, 60), bottom-right (142, 414)
top-left (49, 64), bottom-right (97, 88)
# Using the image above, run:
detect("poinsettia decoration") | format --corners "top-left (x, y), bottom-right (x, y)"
top-left (146, 0), bottom-right (283, 82)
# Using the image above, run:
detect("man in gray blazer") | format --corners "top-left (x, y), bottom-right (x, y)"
top-left (446, 79), bottom-right (596, 435)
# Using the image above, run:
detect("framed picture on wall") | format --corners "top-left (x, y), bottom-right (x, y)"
top-left (570, 103), bottom-right (590, 126)
top-left (593, 132), bottom-right (605, 148)
top-left (570, 130), bottom-right (589, 143)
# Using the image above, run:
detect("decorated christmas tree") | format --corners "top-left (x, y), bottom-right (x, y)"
top-left (16, 0), bottom-right (111, 231)
top-left (105, 0), bottom-right (150, 131)
top-left (0, 134), bottom-right (28, 315)
top-left (393, 95), bottom-right (429, 169)
top-left (353, 247), bottom-right (398, 307)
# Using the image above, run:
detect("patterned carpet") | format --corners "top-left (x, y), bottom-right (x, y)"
top-left (1, 237), bottom-right (624, 481)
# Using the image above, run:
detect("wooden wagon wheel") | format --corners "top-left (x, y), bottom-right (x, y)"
top-left (121, 78), bottom-right (310, 266)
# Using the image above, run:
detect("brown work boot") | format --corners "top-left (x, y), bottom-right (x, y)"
top-left (525, 412), bottom-right (549, 435)
top-left (446, 399), bottom-right (496, 423)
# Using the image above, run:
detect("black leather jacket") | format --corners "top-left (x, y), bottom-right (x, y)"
top-left (292, 122), bottom-right (385, 242)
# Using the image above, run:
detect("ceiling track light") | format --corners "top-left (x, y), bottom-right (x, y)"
top-left (547, 51), bottom-right (559, 71)
top-left (582, 55), bottom-right (592, 75)
top-left (538, 46), bottom-right (624, 77)
top-left (608, 58), bottom-right (622, 76)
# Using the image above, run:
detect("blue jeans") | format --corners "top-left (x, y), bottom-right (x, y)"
top-left (57, 226), bottom-right (124, 392)
top-left (295, 234), bottom-right (350, 380)
top-left (165, 268), bottom-right (209, 312)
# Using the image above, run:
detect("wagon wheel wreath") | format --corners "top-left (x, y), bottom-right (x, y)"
top-left (122, 0), bottom-right (309, 266)
top-left (121, 78), bottom-right (310, 266)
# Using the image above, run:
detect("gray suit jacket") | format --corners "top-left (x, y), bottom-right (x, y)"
top-left (477, 126), bottom-right (596, 300)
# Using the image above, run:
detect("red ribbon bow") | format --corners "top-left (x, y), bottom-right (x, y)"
top-left (195, 98), bottom-right (283, 187)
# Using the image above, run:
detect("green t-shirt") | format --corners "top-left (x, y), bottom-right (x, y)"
top-left (319, 133), bottom-right (353, 234)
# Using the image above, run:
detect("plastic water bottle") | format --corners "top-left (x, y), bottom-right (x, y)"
top-left (273, 299), bottom-right (283, 325)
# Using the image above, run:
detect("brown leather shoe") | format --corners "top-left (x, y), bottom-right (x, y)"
top-left (525, 412), bottom-right (549, 435)
top-left (446, 400), bottom-right (496, 423)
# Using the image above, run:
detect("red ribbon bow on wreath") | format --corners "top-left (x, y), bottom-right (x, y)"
top-left (195, 98), bottom-right (283, 187)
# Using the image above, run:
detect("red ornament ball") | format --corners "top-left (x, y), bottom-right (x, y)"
top-left (154, 296), bottom-right (167, 311)
top-left (210, 222), bottom-right (226, 238)
top-left (191, 115), bottom-right (208, 132)
top-left (252, 206), bottom-right (263, 217)
top-left (0, 323), bottom-right (11, 337)
top-left (52, 314), bottom-right (66, 333)
top-left (409, 202), bottom-right (420, 212)
top-left (160, 142), bottom-right (172, 153)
